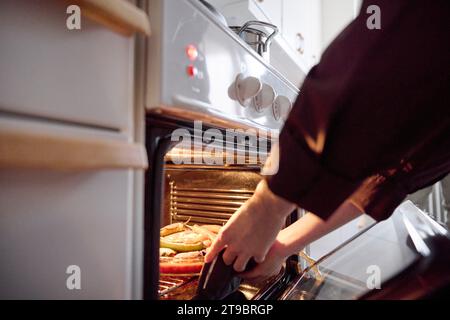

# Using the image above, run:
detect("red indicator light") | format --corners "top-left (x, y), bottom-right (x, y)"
top-left (186, 65), bottom-right (198, 77)
top-left (186, 44), bottom-right (198, 61)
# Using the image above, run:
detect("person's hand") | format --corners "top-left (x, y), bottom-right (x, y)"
top-left (204, 179), bottom-right (295, 272)
top-left (240, 239), bottom-right (287, 282)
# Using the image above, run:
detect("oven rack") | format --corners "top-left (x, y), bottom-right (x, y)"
top-left (158, 276), bottom-right (196, 296)
top-left (169, 184), bottom-right (254, 225)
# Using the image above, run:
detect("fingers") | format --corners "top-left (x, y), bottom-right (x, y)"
top-left (204, 234), bottom-right (226, 263)
top-left (233, 255), bottom-right (250, 273)
top-left (222, 248), bottom-right (237, 266)
top-left (240, 264), bottom-right (261, 280)
top-left (241, 264), bottom-right (281, 281)
top-left (253, 253), bottom-right (266, 264)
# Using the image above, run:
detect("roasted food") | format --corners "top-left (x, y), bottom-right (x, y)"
top-left (159, 248), bottom-right (177, 257)
top-left (159, 223), bottom-right (222, 275)
top-left (173, 251), bottom-right (204, 259)
top-left (160, 237), bottom-right (204, 252)
top-left (186, 225), bottom-right (217, 241)
top-left (163, 229), bottom-right (208, 244)
top-left (160, 222), bottom-right (187, 237)
top-left (201, 224), bottom-right (222, 234)
top-left (160, 251), bottom-right (205, 275)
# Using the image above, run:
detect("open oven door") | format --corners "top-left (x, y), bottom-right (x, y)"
top-left (279, 201), bottom-right (450, 300)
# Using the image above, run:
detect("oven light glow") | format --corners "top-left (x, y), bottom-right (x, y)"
top-left (186, 44), bottom-right (198, 61)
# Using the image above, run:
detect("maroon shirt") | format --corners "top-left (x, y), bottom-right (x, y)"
top-left (267, 0), bottom-right (450, 221)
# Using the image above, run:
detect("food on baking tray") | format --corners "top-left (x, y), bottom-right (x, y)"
top-left (164, 229), bottom-right (207, 244)
top-left (186, 224), bottom-right (217, 242)
top-left (201, 224), bottom-right (222, 234)
top-left (173, 251), bottom-right (204, 259)
top-left (159, 248), bottom-right (177, 257)
top-left (159, 222), bottom-right (222, 275)
top-left (160, 222), bottom-right (188, 237)
top-left (160, 237), bottom-right (204, 252)
top-left (160, 252), bottom-right (205, 275)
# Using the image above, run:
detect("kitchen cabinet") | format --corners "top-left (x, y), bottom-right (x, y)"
top-left (0, 168), bottom-right (135, 299)
top-left (0, 0), bottom-right (143, 131)
top-left (252, 0), bottom-right (282, 30)
top-left (0, 115), bottom-right (140, 299)
top-left (0, 116), bottom-right (147, 171)
top-left (72, 0), bottom-right (151, 37)
top-left (0, 0), bottom-right (149, 299)
top-left (209, 0), bottom-right (357, 77)
top-left (321, 0), bottom-right (358, 51)
top-left (209, 0), bottom-right (321, 71)
top-left (282, 0), bottom-right (322, 69)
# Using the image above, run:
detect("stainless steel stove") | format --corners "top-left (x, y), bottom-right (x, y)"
top-left (146, 0), bottom-right (299, 133)
top-left (143, 0), bottom-right (301, 300)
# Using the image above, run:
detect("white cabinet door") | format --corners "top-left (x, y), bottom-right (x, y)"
top-left (0, 116), bottom-right (136, 299)
top-left (209, 0), bottom-right (282, 29)
top-left (321, 0), bottom-right (357, 51)
top-left (252, 0), bottom-right (282, 29)
top-left (0, 0), bottom-right (134, 130)
top-left (282, 0), bottom-right (321, 69)
top-left (0, 169), bottom-right (134, 299)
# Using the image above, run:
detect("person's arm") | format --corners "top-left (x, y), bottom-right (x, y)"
top-left (267, 0), bottom-right (448, 221)
top-left (206, 0), bottom-right (448, 272)
top-left (205, 179), bottom-right (295, 271)
top-left (205, 176), bottom-right (364, 274)
top-left (241, 201), bottom-right (363, 280)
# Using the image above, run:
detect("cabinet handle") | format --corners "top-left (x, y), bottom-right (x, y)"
top-left (70, 0), bottom-right (151, 36)
top-left (0, 128), bottom-right (148, 170)
top-left (296, 32), bottom-right (305, 55)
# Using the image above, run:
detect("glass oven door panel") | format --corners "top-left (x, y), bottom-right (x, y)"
top-left (284, 202), bottom-right (427, 300)
top-left (308, 214), bottom-right (376, 261)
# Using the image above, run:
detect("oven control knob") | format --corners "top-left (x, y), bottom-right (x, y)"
top-left (253, 83), bottom-right (276, 112)
top-left (234, 74), bottom-right (262, 107)
top-left (273, 95), bottom-right (292, 121)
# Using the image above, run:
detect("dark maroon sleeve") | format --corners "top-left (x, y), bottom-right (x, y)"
top-left (266, 0), bottom-right (450, 220)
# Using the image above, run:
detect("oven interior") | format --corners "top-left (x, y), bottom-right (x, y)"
top-left (153, 126), bottom-right (295, 300)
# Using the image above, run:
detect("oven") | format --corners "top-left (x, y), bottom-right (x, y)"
top-left (144, 116), bottom-right (300, 300)
top-left (142, 0), bottom-right (300, 300)
top-left (141, 0), bottom-right (450, 300)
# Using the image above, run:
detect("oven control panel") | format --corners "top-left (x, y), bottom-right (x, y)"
top-left (229, 73), bottom-right (292, 122)
top-left (146, 0), bottom-right (300, 131)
